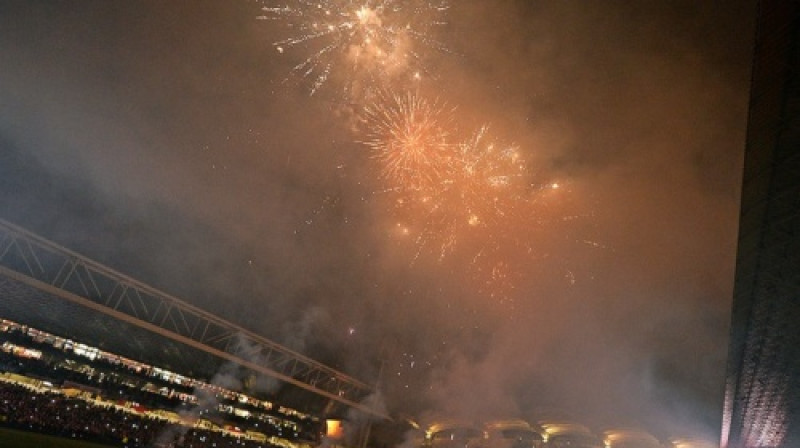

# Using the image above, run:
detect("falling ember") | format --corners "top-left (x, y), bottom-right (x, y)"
top-left (258, 0), bottom-right (450, 96)
top-left (483, 260), bottom-right (517, 304)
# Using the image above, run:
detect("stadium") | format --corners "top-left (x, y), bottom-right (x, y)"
top-left (0, 219), bottom-right (721, 448)
top-left (0, 218), bottom-right (374, 447)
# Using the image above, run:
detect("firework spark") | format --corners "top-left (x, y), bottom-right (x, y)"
top-left (259, 0), bottom-right (449, 95)
top-left (443, 125), bottom-right (529, 229)
top-left (401, 125), bottom-right (538, 260)
top-left (363, 107), bottom-right (571, 299)
top-left (361, 91), bottom-right (453, 193)
top-left (354, 91), bottom-right (585, 299)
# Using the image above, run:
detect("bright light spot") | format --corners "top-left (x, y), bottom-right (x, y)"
top-left (356, 6), bottom-right (376, 24)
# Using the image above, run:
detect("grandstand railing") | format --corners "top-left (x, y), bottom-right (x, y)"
top-left (0, 219), bottom-right (383, 417)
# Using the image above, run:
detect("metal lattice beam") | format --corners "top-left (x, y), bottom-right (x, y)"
top-left (0, 218), bottom-right (383, 418)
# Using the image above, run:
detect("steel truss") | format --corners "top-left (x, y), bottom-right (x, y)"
top-left (0, 218), bottom-right (382, 417)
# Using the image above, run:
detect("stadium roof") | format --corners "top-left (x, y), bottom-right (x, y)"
top-left (0, 218), bottom-right (382, 417)
top-left (0, 274), bottom-right (223, 380)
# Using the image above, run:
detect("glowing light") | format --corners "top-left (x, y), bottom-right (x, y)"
top-left (355, 89), bottom-right (588, 300)
top-left (361, 98), bottom-right (572, 298)
top-left (361, 91), bottom-right (453, 193)
top-left (259, 0), bottom-right (450, 95)
top-left (326, 419), bottom-right (344, 439)
top-left (399, 124), bottom-right (534, 264)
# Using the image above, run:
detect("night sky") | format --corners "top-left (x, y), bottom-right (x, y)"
top-left (0, 0), bottom-right (756, 442)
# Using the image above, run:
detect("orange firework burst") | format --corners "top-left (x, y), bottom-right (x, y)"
top-left (361, 91), bottom-right (453, 193)
top-left (365, 117), bottom-right (541, 265)
top-left (357, 92), bottom-right (578, 300)
top-left (407, 125), bottom-right (532, 256)
top-left (443, 125), bottom-right (529, 229)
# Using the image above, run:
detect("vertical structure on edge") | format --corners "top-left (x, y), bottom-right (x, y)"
top-left (721, 1), bottom-right (800, 447)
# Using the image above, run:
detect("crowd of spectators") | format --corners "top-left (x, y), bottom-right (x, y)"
top-left (0, 320), bottom-right (323, 447)
top-left (0, 381), bottom-right (295, 448)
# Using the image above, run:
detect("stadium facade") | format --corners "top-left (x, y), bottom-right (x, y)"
top-left (721, 1), bottom-right (800, 447)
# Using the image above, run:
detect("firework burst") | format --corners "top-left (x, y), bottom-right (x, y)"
top-left (259, 0), bottom-right (449, 95)
top-left (444, 125), bottom-right (529, 229)
top-left (369, 115), bottom-right (570, 300)
top-left (361, 91), bottom-right (453, 193)
top-left (401, 125), bottom-right (536, 260)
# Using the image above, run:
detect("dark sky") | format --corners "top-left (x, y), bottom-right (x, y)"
top-left (0, 0), bottom-right (755, 442)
